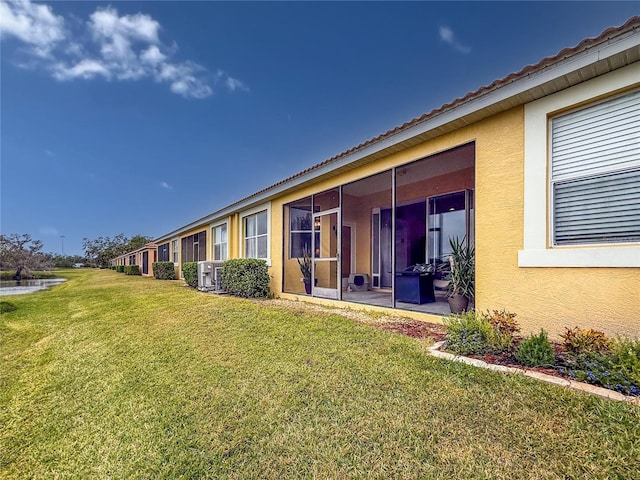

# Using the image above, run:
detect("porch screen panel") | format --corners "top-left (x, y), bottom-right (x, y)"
top-left (551, 90), bottom-right (640, 245)
top-left (372, 212), bottom-right (380, 288)
top-left (198, 231), bottom-right (207, 261)
top-left (181, 237), bottom-right (189, 263)
top-left (284, 197), bottom-right (313, 294)
top-left (181, 232), bottom-right (205, 263)
top-left (158, 242), bottom-right (170, 262)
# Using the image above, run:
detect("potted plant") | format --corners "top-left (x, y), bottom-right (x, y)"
top-left (297, 244), bottom-right (313, 294)
top-left (446, 236), bottom-right (475, 313)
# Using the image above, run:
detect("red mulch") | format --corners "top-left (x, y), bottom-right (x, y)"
top-left (372, 321), bottom-right (447, 342)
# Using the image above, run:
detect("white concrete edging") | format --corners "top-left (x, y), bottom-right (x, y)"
top-left (428, 342), bottom-right (640, 406)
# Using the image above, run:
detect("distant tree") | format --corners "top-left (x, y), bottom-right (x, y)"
top-left (0, 234), bottom-right (54, 280)
top-left (82, 233), bottom-right (127, 268)
top-left (126, 235), bottom-right (153, 252)
top-left (82, 234), bottom-right (152, 268)
top-left (51, 255), bottom-right (87, 268)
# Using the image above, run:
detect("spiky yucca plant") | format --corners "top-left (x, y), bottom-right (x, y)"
top-left (447, 236), bottom-right (475, 300)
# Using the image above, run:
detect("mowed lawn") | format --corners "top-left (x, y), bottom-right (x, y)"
top-left (1, 270), bottom-right (639, 479)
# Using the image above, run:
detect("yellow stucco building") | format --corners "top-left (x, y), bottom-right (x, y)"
top-left (125, 18), bottom-right (639, 337)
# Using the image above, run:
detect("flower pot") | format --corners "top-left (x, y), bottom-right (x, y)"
top-left (302, 278), bottom-right (318, 294)
top-left (448, 294), bottom-right (469, 314)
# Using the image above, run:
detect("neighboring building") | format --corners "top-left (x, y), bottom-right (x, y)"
top-left (113, 242), bottom-right (157, 276)
top-left (147, 18), bottom-right (639, 337)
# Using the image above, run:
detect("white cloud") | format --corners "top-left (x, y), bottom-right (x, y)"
top-left (141, 45), bottom-right (166, 65)
top-left (160, 181), bottom-right (172, 190)
top-left (214, 69), bottom-right (249, 93)
top-left (89, 8), bottom-right (160, 45)
top-left (52, 59), bottom-right (110, 80)
top-left (439, 25), bottom-right (471, 54)
top-left (225, 76), bottom-right (248, 92)
top-left (0, 0), bottom-right (66, 57)
top-left (44, 149), bottom-right (55, 156)
top-left (0, 1), bottom-right (248, 99)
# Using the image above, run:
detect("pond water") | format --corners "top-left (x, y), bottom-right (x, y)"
top-left (0, 278), bottom-right (67, 296)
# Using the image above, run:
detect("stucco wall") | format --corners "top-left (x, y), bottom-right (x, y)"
top-left (476, 107), bottom-right (640, 338)
top-left (269, 104), bottom-right (640, 338)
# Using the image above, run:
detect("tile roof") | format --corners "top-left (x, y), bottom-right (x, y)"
top-left (244, 15), bottom-right (640, 200)
top-left (154, 16), bottom-right (640, 241)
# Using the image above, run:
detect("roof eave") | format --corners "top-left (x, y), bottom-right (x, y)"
top-left (154, 23), bottom-right (639, 243)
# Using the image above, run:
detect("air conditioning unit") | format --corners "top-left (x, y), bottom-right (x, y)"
top-left (197, 261), bottom-right (215, 291)
top-left (198, 261), bottom-right (226, 292)
top-left (213, 264), bottom-right (224, 292)
top-left (348, 273), bottom-right (370, 292)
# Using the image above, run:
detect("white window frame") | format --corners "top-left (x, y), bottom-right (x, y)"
top-left (519, 63), bottom-right (640, 268)
top-left (239, 203), bottom-right (271, 266)
top-left (211, 219), bottom-right (229, 262)
top-left (171, 238), bottom-right (179, 265)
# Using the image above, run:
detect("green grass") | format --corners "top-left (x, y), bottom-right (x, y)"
top-left (1, 269), bottom-right (639, 479)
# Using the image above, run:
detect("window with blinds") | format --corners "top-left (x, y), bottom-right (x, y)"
top-left (244, 211), bottom-right (268, 260)
top-left (551, 89), bottom-right (640, 246)
top-left (213, 224), bottom-right (227, 261)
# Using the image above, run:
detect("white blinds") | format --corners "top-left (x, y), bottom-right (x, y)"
top-left (554, 169), bottom-right (640, 244)
top-left (551, 90), bottom-right (640, 245)
top-left (552, 90), bottom-right (640, 179)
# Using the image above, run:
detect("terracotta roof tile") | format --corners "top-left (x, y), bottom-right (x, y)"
top-left (242, 16), bottom-right (640, 201)
top-left (155, 16), bottom-right (640, 240)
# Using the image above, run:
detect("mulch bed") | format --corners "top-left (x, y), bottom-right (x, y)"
top-left (372, 320), bottom-right (567, 379)
top-left (371, 320), bottom-right (447, 342)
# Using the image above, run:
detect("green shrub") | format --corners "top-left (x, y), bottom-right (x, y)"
top-left (0, 301), bottom-right (17, 314)
top-left (515, 330), bottom-right (555, 367)
top-left (564, 337), bottom-right (640, 396)
top-left (221, 259), bottom-right (270, 298)
top-left (182, 262), bottom-right (198, 288)
top-left (444, 310), bottom-right (519, 355)
top-left (153, 262), bottom-right (176, 280)
top-left (443, 311), bottom-right (494, 355)
top-left (124, 265), bottom-right (141, 276)
top-left (116, 265), bottom-right (125, 273)
top-left (560, 326), bottom-right (610, 355)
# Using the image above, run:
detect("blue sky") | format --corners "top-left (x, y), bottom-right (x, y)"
top-left (1, 1), bottom-right (638, 256)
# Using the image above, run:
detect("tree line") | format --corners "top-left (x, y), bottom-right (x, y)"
top-left (0, 233), bottom-right (152, 280)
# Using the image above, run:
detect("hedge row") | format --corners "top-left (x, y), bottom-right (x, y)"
top-left (124, 265), bottom-right (141, 276)
top-left (221, 259), bottom-right (270, 298)
top-left (152, 262), bottom-right (176, 280)
top-left (113, 258), bottom-right (271, 299)
top-left (182, 262), bottom-right (198, 288)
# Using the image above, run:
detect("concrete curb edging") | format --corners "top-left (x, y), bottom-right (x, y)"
top-left (428, 341), bottom-right (640, 406)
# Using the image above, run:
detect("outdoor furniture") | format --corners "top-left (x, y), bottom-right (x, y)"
top-left (395, 265), bottom-right (435, 304)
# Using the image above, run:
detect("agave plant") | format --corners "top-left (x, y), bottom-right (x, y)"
top-left (447, 236), bottom-right (475, 300)
top-left (297, 244), bottom-right (312, 282)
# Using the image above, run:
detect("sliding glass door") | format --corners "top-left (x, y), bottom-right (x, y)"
top-left (427, 190), bottom-right (474, 264)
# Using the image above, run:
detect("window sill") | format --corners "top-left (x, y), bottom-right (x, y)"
top-left (518, 246), bottom-right (640, 268)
